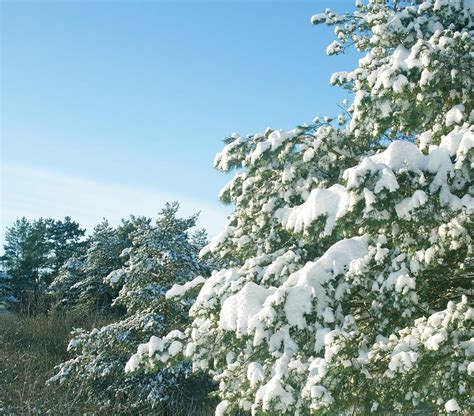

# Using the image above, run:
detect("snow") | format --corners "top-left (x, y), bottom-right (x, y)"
top-left (249, 129), bottom-right (300, 163)
top-left (191, 269), bottom-right (240, 313)
top-left (67, 339), bottom-right (78, 351)
top-left (277, 184), bottom-right (351, 235)
top-left (326, 40), bottom-right (343, 55)
top-left (255, 377), bottom-right (295, 412)
top-left (425, 332), bottom-right (446, 351)
top-left (392, 45), bottom-right (411, 70)
top-left (125, 354), bottom-right (140, 372)
top-left (392, 74), bottom-right (408, 93)
top-left (262, 250), bottom-right (297, 283)
top-left (214, 137), bottom-right (245, 171)
top-left (148, 335), bottom-right (164, 355)
top-left (137, 343), bottom-right (148, 355)
top-left (303, 147), bottom-right (315, 162)
top-left (445, 399), bottom-right (461, 413)
top-left (374, 167), bottom-right (399, 193)
top-left (395, 190), bottom-right (428, 219)
top-left (344, 134), bottom-right (474, 215)
top-left (283, 285), bottom-right (313, 329)
top-left (126, 331), bottom-right (185, 372)
top-left (439, 128), bottom-right (473, 157)
top-left (237, 234), bottom-right (251, 247)
top-left (311, 13), bottom-right (327, 24)
top-left (420, 68), bottom-right (433, 86)
top-left (394, 273), bottom-right (416, 293)
top-left (105, 269), bottom-right (126, 285)
top-left (381, 266), bottom-right (411, 293)
top-left (268, 129), bottom-right (299, 150)
top-left (251, 141), bottom-right (271, 163)
top-left (168, 341), bottom-right (183, 356)
top-left (215, 400), bottom-right (229, 416)
top-left (219, 282), bottom-right (275, 335)
top-left (445, 104), bottom-right (465, 126)
top-left (166, 275), bottom-right (206, 299)
top-left (388, 351), bottom-right (419, 373)
top-left (308, 357), bottom-right (328, 380)
top-left (247, 362), bottom-right (265, 387)
top-left (282, 236), bottom-right (368, 328)
top-left (344, 157), bottom-right (398, 192)
top-left (348, 141), bottom-right (424, 179)
top-left (419, 130), bottom-right (433, 149)
top-left (363, 188), bottom-right (376, 213)
top-left (309, 385), bottom-right (333, 405)
top-left (119, 247), bottom-right (131, 258)
top-left (323, 307), bottom-right (335, 323)
top-left (200, 226), bottom-right (235, 256)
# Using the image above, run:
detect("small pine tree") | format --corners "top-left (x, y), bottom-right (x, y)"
top-left (50, 203), bottom-right (216, 414)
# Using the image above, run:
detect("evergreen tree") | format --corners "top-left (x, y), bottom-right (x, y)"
top-left (1, 217), bottom-right (86, 305)
top-left (50, 217), bottom-right (148, 313)
top-left (0, 271), bottom-right (16, 312)
top-left (1, 218), bottom-right (50, 300)
top-left (127, 2), bottom-right (473, 414)
top-left (51, 203), bottom-right (216, 414)
top-left (47, 216), bottom-right (87, 277)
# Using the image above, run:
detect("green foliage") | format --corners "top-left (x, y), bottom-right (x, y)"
top-left (1, 217), bottom-right (86, 308)
top-left (49, 216), bottom-right (159, 314)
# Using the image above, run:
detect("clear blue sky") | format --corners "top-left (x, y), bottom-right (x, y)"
top-left (1, 0), bottom-right (358, 240)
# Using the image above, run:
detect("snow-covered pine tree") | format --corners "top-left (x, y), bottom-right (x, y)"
top-left (50, 217), bottom-right (148, 313)
top-left (49, 254), bottom-right (88, 309)
top-left (126, 1), bottom-right (473, 414)
top-left (50, 203), bottom-right (216, 414)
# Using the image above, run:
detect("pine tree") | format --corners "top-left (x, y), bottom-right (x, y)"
top-left (50, 203), bottom-right (216, 414)
top-left (47, 216), bottom-right (87, 278)
top-left (127, 2), bottom-right (473, 414)
top-left (50, 217), bottom-right (148, 313)
top-left (1, 217), bottom-right (86, 307)
top-left (1, 218), bottom-right (51, 302)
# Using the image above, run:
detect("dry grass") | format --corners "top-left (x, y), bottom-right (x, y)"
top-left (0, 310), bottom-right (112, 415)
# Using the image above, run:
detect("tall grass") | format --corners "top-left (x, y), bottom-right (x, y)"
top-left (0, 310), bottom-right (112, 415)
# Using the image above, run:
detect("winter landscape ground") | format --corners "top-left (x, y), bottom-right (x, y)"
top-left (1, 0), bottom-right (473, 415)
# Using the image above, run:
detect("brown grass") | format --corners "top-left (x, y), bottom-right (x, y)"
top-left (0, 310), bottom-right (112, 415)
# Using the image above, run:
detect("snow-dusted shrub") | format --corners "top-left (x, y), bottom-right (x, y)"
top-left (127, 2), bottom-right (473, 414)
top-left (50, 203), bottom-right (216, 413)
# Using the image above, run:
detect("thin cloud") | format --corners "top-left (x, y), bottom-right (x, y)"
top-left (1, 163), bottom-right (230, 243)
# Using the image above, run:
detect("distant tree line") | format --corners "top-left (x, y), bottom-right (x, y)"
top-left (1, 216), bottom-right (86, 311)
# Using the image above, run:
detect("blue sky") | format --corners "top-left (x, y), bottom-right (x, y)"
top-left (1, 0), bottom-right (358, 241)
